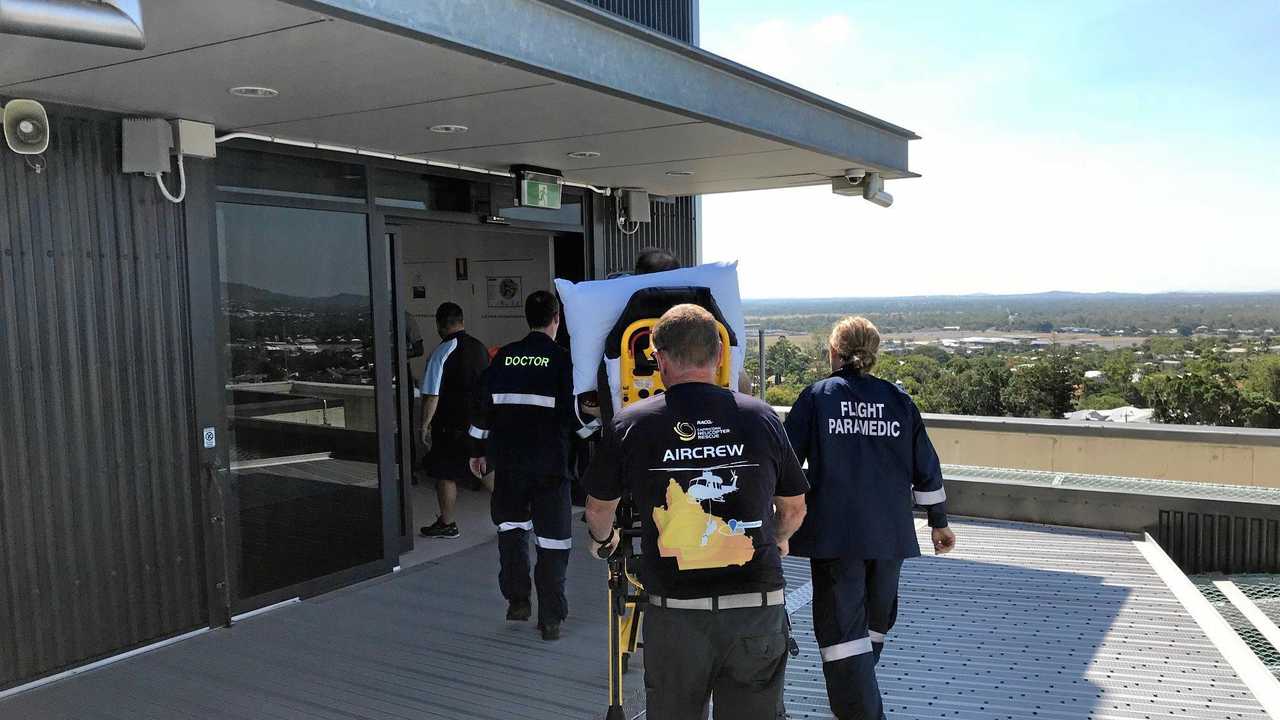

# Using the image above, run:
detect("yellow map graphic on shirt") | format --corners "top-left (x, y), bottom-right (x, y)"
top-left (654, 479), bottom-right (756, 570)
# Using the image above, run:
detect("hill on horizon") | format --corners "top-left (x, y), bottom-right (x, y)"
top-left (742, 291), bottom-right (1280, 335)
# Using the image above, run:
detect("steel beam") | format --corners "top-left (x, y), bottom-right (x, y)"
top-left (0, 0), bottom-right (145, 49)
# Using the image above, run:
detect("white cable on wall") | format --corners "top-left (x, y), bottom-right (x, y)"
top-left (155, 153), bottom-right (186, 203)
top-left (212, 132), bottom-right (613, 196)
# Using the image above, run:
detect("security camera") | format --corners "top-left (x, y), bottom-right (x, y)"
top-left (843, 168), bottom-right (867, 184)
top-left (3, 99), bottom-right (49, 155)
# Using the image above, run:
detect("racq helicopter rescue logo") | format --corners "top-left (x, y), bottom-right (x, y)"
top-left (673, 419), bottom-right (732, 442)
top-left (674, 422), bottom-right (697, 441)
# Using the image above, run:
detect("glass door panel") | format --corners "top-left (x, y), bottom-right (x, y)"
top-left (216, 203), bottom-right (383, 602)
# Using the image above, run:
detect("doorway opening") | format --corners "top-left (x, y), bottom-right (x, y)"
top-left (387, 220), bottom-right (587, 567)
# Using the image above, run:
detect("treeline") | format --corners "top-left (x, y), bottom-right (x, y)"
top-left (744, 292), bottom-right (1280, 335)
top-left (747, 335), bottom-right (1280, 429)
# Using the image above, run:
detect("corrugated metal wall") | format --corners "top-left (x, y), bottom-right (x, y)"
top-left (1158, 509), bottom-right (1280, 575)
top-left (0, 111), bottom-right (206, 690)
top-left (595, 195), bottom-right (699, 274)
top-left (583, 0), bottom-right (700, 274)
top-left (580, 0), bottom-right (695, 41)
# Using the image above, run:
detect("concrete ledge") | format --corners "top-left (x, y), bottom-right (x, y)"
top-left (922, 413), bottom-right (1280, 448)
top-left (775, 407), bottom-right (1280, 487)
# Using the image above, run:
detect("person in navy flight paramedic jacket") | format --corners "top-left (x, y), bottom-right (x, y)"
top-left (468, 290), bottom-right (594, 641)
top-left (783, 316), bottom-right (957, 720)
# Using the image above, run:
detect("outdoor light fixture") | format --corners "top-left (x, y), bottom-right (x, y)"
top-left (429, 124), bottom-right (468, 134)
top-left (665, 170), bottom-right (695, 176)
top-left (567, 150), bottom-right (600, 159)
top-left (229, 86), bottom-right (279, 98)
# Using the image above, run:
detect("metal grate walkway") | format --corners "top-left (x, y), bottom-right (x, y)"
top-left (943, 464), bottom-right (1280, 505)
top-left (782, 519), bottom-right (1271, 719)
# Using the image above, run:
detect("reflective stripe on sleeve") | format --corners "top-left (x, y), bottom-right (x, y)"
top-left (498, 520), bottom-right (533, 532)
top-left (914, 488), bottom-right (946, 505)
top-left (869, 630), bottom-right (887, 644)
top-left (819, 637), bottom-right (874, 662)
top-left (535, 536), bottom-right (572, 550)
top-left (468, 425), bottom-right (489, 440)
top-left (492, 393), bottom-right (556, 408)
top-left (576, 419), bottom-right (601, 439)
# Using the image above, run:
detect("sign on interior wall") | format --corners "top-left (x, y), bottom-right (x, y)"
top-left (487, 276), bottom-right (523, 308)
top-left (455, 257), bottom-right (468, 280)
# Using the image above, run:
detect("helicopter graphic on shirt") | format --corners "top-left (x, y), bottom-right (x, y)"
top-left (649, 460), bottom-right (765, 546)
top-left (688, 468), bottom-right (738, 502)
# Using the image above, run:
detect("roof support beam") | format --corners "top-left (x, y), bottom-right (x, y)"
top-left (279, 0), bottom-right (916, 178)
top-left (0, 0), bottom-right (145, 50)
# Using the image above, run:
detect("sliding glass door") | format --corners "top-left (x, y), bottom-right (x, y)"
top-left (215, 202), bottom-right (386, 607)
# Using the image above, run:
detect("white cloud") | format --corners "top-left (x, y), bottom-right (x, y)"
top-left (700, 14), bottom-right (1280, 298)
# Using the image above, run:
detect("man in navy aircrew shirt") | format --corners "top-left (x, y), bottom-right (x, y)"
top-left (784, 316), bottom-right (957, 720)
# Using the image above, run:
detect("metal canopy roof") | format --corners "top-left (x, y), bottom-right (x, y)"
top-left (0, 0), bottom-right (918, 196)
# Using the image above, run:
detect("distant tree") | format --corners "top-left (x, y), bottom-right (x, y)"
top-left (1099, 352), bottom-right (1142, 404)
top-left (799, 338), bottom-right (833, 386)
top-left (1245, 355), bottom-right (1280, 402)
top-left (1177, 325), bottom-right (1194, 337)
top-left (765, 383), bottom-right (804, 408)
top-left (1077, 393), bottom-right (1128, 411)
top-left (1144, 336), bottom-right (1191, 357)
top-left (1002, 352), bottom-right (1081, 418)
top-left (1141, 358), bottom-right (1261, 426)
top-left (875, 354), bottom-right (945, 411)
top-left (914, 345), bottom-right (952, 365)
top-left (938, 356), bottom-right (1010, 416)
top-left (766, 338), bottom-right (813, 385)
top-left (743, 350), bottom-right (761, 395)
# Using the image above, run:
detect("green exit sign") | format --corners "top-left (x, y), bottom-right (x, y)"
top-left (518, 172), bottom-right (563, 210)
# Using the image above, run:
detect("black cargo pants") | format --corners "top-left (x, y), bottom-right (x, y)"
top-left (643, 603), bottom-right (790, 720)
top-left (491, 470), bottom-right (572, 626)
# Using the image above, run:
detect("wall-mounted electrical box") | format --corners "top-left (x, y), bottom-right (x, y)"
top-left (172, 119), bottom-right (215, 159)
top-left (121, 117), bottom-right (171, 174)
top-left (620, 188), bottom-right (651, 224)
top-left (122, 118), bottom-right (216, 175)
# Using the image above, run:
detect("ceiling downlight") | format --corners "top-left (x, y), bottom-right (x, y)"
top-left (229, 86), bottom-right (279, 98)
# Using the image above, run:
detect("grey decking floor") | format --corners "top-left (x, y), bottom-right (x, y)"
top-left (1, 522), bottom-right (626, 720)
top-left (782, 519), bottom-right (1271, 720)
top-left (2, 519), bottom-right (1271, 720)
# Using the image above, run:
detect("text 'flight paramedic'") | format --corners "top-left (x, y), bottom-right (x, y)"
top-left (584, 304), bottom-right (809, 720)
top-left (468, 291), bottom-right (592, 641)
top-left (784, 316), bottom-right (957, 720)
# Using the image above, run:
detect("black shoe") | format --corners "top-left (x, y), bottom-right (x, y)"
top-left (506, 599), bottom-right (531, 622)
top-left (420, 518), bottom-right (459, 539)
top-left (538, 623), bottom-right (561, 641)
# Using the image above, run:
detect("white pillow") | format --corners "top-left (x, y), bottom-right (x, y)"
top-left (555, 262), bottom-right (746, 397)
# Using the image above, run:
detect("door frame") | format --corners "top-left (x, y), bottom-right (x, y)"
top-left (185, 143), bottom-right (592, 624)
top-left (185, 181), bottom-right (399, 618)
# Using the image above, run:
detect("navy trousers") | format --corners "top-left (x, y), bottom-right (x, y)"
top-left (491, 470), bottom-right (572, 626)
top-left (809, 557), bottom-right (903, 720)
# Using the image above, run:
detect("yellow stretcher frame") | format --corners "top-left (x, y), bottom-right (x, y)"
top-left (618, 318), bottom-right (733, 407)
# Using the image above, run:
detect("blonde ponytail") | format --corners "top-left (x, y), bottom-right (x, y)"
top-left (829, 316), bottom-right (881, 374)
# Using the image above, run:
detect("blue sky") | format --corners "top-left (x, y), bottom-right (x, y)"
top-left (698, 1), bottom-right (1280, 298)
